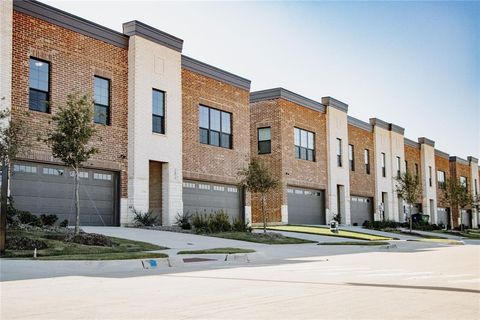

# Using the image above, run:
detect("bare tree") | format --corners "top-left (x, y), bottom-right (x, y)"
top-left (43, 94), bottom-right (98, 235)
top-left (238, 157), bottom-right (279, 233)
top-left (395, 171), bottom-right (422, 232)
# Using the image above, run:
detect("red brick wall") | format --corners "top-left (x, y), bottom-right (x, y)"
top-left (181, 69), bottom-right (250, 185)
top-left (435, 155), bottom-right (450, 208)
top-left (12, 11), bottom-right (128, 197)
top-left (404, 144), bottom-right (422, 203)
top-left (449, 161), bottom-right (472, 227)
top-left (348, 124), bottom-right (375, 198)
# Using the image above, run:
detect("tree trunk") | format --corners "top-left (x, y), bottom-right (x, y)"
top-left (0, 161), bottom-right (8, 255)
top-left (460, 206), bottom-right (464, 232)
top-left (409, 203), bottom-right (413, 233)
top-left (262, 193), bottom-right (266, 234)
top-left (74, 167), bottom-right (80, 235)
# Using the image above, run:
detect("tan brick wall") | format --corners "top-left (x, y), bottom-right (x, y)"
top-left (435, 155), bottom-right (450, 208)
top-left (181, 68), bottom-right (250, 185)
top-left (12, 11), bottom-right (128, 197)
top-left (449, 161), bottom-right (472, 227)
top-left (404, 144), bottom-right (422, 203)
top-left (250, 98), bottom-right (328, 223)
top-left (348, 124), bottom-right (375, 198)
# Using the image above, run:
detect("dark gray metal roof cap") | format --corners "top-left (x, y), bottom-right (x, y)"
top-left (435, 149), bottom-right (450, 159)
top-left (182, 55), bottom-right (251, 91)
top-left (347, 116), bottom-right (373, 132)
top-left (250, 88), bottom-right (326, 113)
top-left (404, 138), bottom-right (420, 149)
top-left (450, 156), bottom-right (469, 166)
top-left (418, 137), bottom-right (435, 147)
top-left (389, 123), bottom-right (405, 135)
top-left (14, 0), bottom-right (128, 48)
top-left (123, 20), bottom-right (183, 52)
top-left (468, 156), bottom-right (479, 164)
top-left (369, 118), bottom-right (390, 130)
top-left (321, 97), bottom-right (348, 113)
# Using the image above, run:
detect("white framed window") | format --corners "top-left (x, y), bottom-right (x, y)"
top-left (94, 173), bottom-right (112, 181)
top-left (227, 187), bottom-right (238, 193)
top-left (198, 183), bottom-right (211, 190)
top-left (183, 182), bottom-right (195, 189)
top-left (213, 185), bottom-right (225, 192)
top-left (13, 164), bottom-right (37, 174)
top-left (43, 167), bottom-right (64, 176)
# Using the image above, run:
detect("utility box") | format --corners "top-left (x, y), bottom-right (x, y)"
top-left (330, 220), bottom-right (339, 233)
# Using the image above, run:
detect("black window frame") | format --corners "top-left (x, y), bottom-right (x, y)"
top-left (152, 89), bottom-right (166, 134)
top-left (437, 170), bottom-right (446, 190)
top-left (396, 156), bottom-right (401, 178)
top-left (364, 149), bottom-right (370, 175)
top-left (381, 152), bottom-right (386, 177)
top-left (336, 138), bottom-right (342, 167)
top-left (428, 166), bottom-right (432, 187)
top-left (257, 127), bottom-right (271, 155)
top-left (348, 144), bottom-right (355, 171)
top-left (415, 163), bottom-right (419, 178)
top-left (199, 105), bottom-right (232, 149)
top-left (93, 76), bottom-right (110, 125)
top-left (29, 57), bottom-right (50, 113)
top-left (294, 127), bottom-right (315, 162)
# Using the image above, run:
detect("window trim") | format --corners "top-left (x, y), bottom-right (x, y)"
top-left (93, 75), bottom-right (110, 125)
top-left (437, 170), bottom-right (446, 189)
top-left (348, 144), bottom-right (355, 171)
top-left (364, 149), bottom-right (370, 175)
top-left (29, 57), bottom-right (51, 113)
top-left (396, 156), bottom-right (401, 178)
top-left (199, 105), bottom-right (232, 149)
top-left (294, 127), bottom-right (315, 162)
top-left (257, 127), bottom-right (271, 155)
top-left (381, 152), bottom-right (386, 177)
top-left (336, 138), bottom-right (342, 167)
top-left (152, 88), bottom-right (166, 134)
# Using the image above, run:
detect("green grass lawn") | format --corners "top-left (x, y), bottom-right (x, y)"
top-left (317, 241), bottom-right (390, 246)
top-left (382, 229), bottom-right (448, 239)
top-left (265, 225), bottom-right (394, 241)
top-left (178, 247), bottom-right (255, 255)
top-left (205, 231), bottom-right (315, 244)
top-left (3, 230), bottom-right (168, 260)
top-left (434, 230), bottom-right (480, 239)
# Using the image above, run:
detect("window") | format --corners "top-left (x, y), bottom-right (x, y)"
top-left (152, 89), bottom-right (165, 134)
top-left (381, 153), bottom-right (386, 177)
top-left (415, 163), bottom-right (419, 177)
top-left (405, 160), bottom-right (408, 173)
top-left (29, 58), bottom-right (50, 112)
top-left (199, 105), bottom-right (232, 149)
top-left (364, 149), bottom-right (370, 174)
top-left (94, 76), bottom-right (110, 125)
top-left (428, 166), bottom-right (432, 187)
top-left (475, 179), bottom-right (478, 196)
top-left (460, 176), bottom-right (467, 189)
top-left (13, 164), bottom-right (37, 174)
top-left (437, 171), bottom-right (446, 189)
top-left (258, 127), bottom-right (271, 154)
top-left (43, 168), bottom-right (64, 176)
top-left (93, 173), bottom-right (112, 181)
top-left (396, 156), bottom-right (401, 178)
top-left (348, 144), bottom-right (355, 171)
top-left (294, 128), bottom-right (315, 161)
top-left (78, 171), bottom-right (89, 179)
top-left (336, 138), bottom-right (342, 167)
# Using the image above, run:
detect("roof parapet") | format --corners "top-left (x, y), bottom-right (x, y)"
top-left (418, 137), bottom-right (435, 147)
top-left (404, 138), bottom-right (420, 149)
top-left (467, 156), bottom-right (479, 164)
top-left (347, 116), bottom-right (373, 132)
top-left (450, 156), bottom-right (469, 166)
top-left (250, 88), bottom-right (325, 113)
top-left (123, 20), bottom-right (183, 52)
top-left (321, 97), bottom-right (348, 113)
top-left (435, 149), bottom-right (450, 159)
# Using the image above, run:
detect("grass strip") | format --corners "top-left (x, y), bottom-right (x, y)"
top-left (317, 241), bottom-right (390, 246)
top-left (266, 225), bottom-right (393, 241)
top-left (178, 247), bottom-right (255, 255)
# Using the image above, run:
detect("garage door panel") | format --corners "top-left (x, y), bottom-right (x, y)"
top-left (350, 196), bottom-right (373, 225)
top-left (11, 161), bottom-right (118, 226)
top-left (183, 180), bottom-right (241, 221)
top-left (288, 187), bottom-right (325, 225)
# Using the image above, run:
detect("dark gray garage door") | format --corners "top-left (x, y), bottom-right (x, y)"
top-left (183, 180), bottom-right (242, 221)
top-left (287, 187), bottom-right (325, 225)
top-left (350, 196), bottom-right (373, 226)
top-left (10, 161), bottom-right (119, 226)
top-left (461, 210), bottom-right (472, 228)
top-left (437, 207), bottom-right (450, 226)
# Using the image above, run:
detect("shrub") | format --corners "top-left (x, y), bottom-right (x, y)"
top-left (17, 210), bottom-right (42, 227)
top-left (208, 210), bottom-right (231, 233)
top-left (6, 235), bottom-right (48, 250)
top-left (132, 208), bottom-right (158, 226)
top-left (232, 218), bottom-right (251, 232)
top-left (362, 220), bottom-right (401, 230)
top-left (64, 232), bottom-right (113, 247)
top-left (192, 212), bottom-right (209, 232)
top-left (40, 214), bottom-right (58, 226)
top-left (175, 212), bottom-right (192, 230)
top-left (59, 219), bottom-right (69, 228)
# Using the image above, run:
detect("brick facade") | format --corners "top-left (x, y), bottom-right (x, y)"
top-left (181, 68), bottom-right (250, 185)
top-left (12, 11), bottom-right (128, 197)
top-left (404, 144), bottom-right (422, 203)
top-left (348, 124), bottom-right (375, 198)
top-left (435, 154), bottom-right (450, 208)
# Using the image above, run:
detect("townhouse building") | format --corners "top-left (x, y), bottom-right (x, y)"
top-left (1, 0), bottom-right (478, 228)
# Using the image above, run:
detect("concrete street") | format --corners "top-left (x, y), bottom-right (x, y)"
top-left (1, 227), bottom-right (479, 319)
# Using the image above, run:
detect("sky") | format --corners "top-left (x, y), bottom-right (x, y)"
top-left (42, 0), bottom-right (480, 158)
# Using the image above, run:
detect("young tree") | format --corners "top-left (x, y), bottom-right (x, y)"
top-left (44, 94), bottom-right (98, 235)
top-left (238, 157), bottom-right (279, 233)
top-left (0, 110), bottom-right (30, 255)
top-left (395, 170), bottom-right (422, 232)
top-left (443, 178), bottom-right (474, 231)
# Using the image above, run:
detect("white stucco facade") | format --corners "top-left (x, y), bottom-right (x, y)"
top-left (0, 0), bottom-right (12, 115)
top-left (389, 130), bottom-right (405, 222)
top-left (419, 140), bottom-right (437, 223)
top-left (126, 35), bottom-right (183, 226)
top-left (469, 158), bottom-right (479, 228)
top-left (325, 102), bottom-right (351, 224)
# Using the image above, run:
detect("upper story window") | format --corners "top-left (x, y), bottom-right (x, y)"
top-left (415, 163), bottom-right (419, 177)
top-left (437, 171), bottom-right (446, 189)
top-left (258, 127), bottom-right (271, 154)
top-left (475, 179), bottom-right (478, 196)
top-left (94, 76), bottom-right (110, 125)
top-left (405, 160), bottom-right (409, 172)
top-left (460, 176), bottom-right (467, 189)
top-left (152, 89), bottom-right (165, 134)
top-left (364, 149), bottom-right (370, 175)
top-left (428, 166), bottom-right (433, 187)
top-left (29, 58), bottom-right (50, 113)
top-left (348, 144), bottom-right (355, 171)
top-left (294, 128), bottom-right (315, 161)
top-left (396, 156), bottom-right (401, 178)
top-left (336, 138), bottom-right (342, 167)
top-left (381, 152), bottom-right (386, 177)
top-left (199, 105), bottom-right (232, 149)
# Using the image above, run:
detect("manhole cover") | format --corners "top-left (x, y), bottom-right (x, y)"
top-left (183, 257), bottom-right (217, 263)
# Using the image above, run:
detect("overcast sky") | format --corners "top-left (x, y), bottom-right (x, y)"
top-left (42, 0), bottom-right (480, 159)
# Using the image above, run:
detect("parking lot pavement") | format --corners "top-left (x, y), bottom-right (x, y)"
top-left (1, 244), bottom-right (479, 319)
